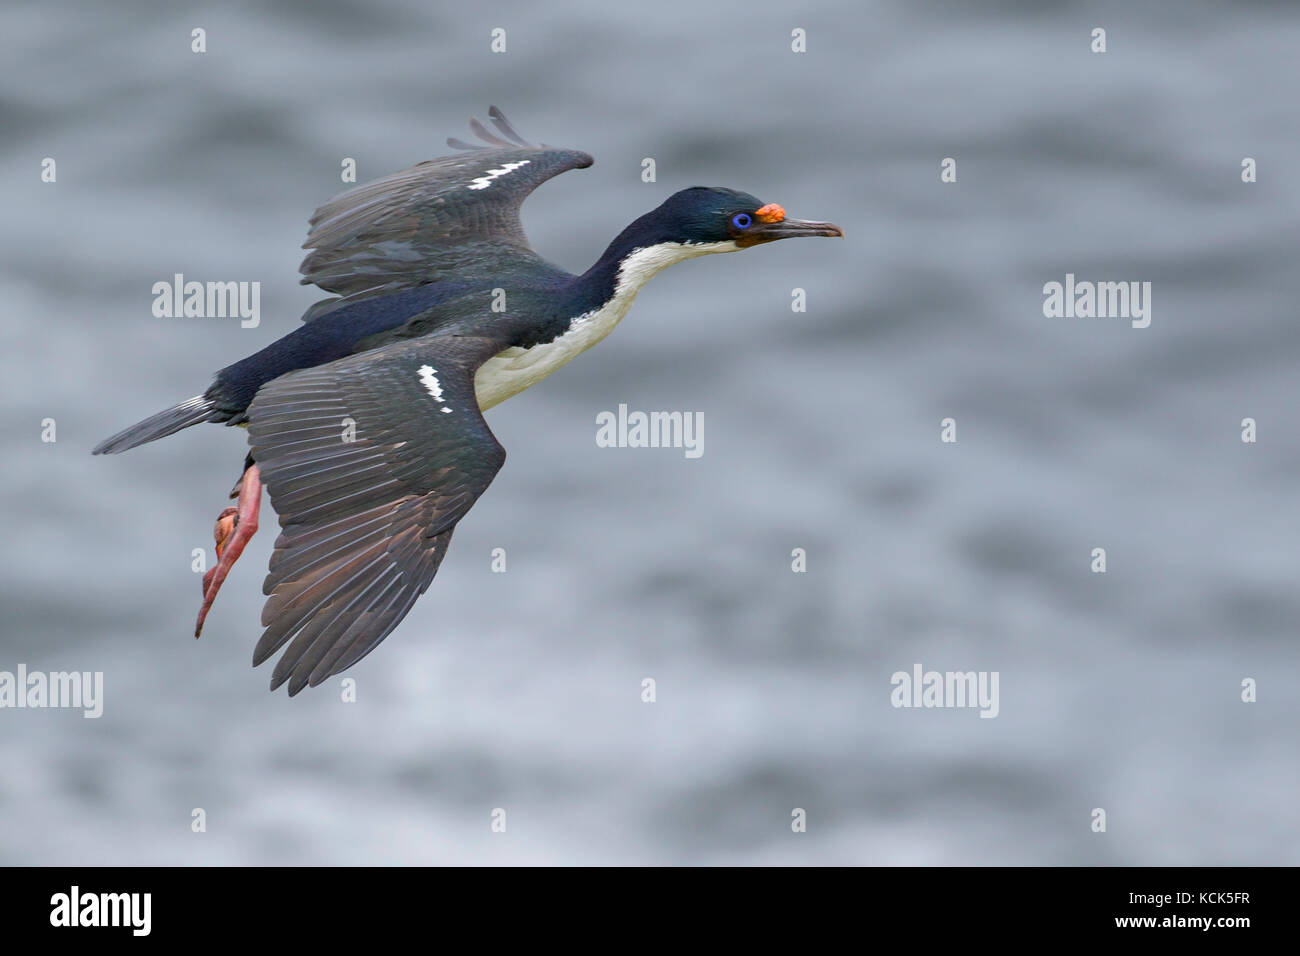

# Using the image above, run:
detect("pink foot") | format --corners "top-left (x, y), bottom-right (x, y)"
top-left (195, 464), bottom-right (261, 638)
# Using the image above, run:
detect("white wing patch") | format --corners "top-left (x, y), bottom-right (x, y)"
top-left (466, 160), bottom-right (531, 191)
top-left (417, 364), bottom-right (454, 413)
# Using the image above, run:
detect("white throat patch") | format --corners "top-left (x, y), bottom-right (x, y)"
top-left (474, 241), bottom-right (739, 410)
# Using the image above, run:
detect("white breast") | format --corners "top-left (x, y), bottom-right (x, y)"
top-left (473, 240), bottom-right (737, 410)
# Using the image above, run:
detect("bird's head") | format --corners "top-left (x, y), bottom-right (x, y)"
top-left (591, 186), bottom-right (844, 292)
top-left (651, 186), bottom-right (844, 249)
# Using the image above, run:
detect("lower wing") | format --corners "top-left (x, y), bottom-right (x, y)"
top-left (246, 332), bottom-right (509, 695)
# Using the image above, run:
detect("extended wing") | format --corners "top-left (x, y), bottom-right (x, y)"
top-left (246, 332), bottom-right (509, 695)
top-left (299, 106), bottom-right (592, 321)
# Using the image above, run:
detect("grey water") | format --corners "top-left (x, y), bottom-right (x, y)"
top-left (2, 0), bottom-right (1298, 864)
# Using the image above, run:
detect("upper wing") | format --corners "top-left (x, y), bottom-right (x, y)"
top-left (299, 106), bottom-right (592, 321)
top-left (246, 333), bottom-right (508, 695)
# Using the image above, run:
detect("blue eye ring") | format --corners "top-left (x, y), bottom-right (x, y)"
top-left (732, 212), bottom-right (752, 229)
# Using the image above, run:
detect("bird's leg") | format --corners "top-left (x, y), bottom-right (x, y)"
top-left (195, 461), bottom-right (262, 638)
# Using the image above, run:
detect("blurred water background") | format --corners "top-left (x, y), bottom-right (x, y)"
top-left (2, 0), bottom-right (1298, 864)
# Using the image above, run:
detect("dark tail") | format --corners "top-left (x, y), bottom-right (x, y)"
top-left (92, 395), bottom-right (221, 455)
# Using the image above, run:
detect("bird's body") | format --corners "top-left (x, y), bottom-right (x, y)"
top-left (94, 108), bottom-right (842, 695)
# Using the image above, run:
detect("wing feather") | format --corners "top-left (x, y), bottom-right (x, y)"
top-left (247, 334), bottom-right (508, 694)
top-left (298, 107), bottom-right (592, 321)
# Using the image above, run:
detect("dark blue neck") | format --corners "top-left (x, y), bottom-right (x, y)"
top-left (564, 210), bottom-right (673, 315)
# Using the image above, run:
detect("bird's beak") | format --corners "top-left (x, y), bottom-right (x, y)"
top-left (752, 217), bottom-right (845, 240)
top-left (738, 203), bottom-right (844, 246)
